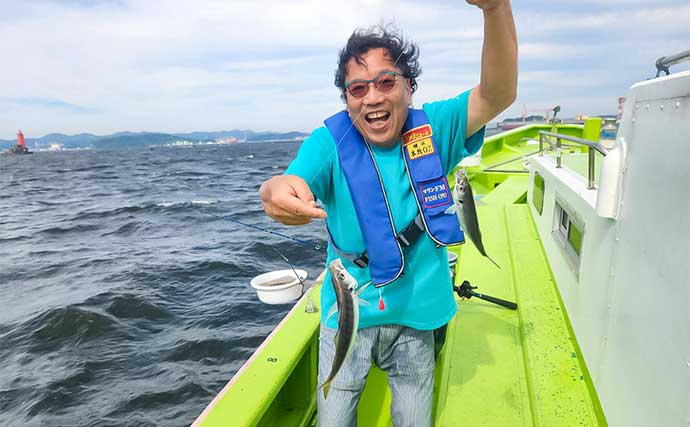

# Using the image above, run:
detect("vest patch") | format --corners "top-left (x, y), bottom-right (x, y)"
top-left (402, 124), bottom-right (432, 146)
top-left (420, 177), bottom-right (452, 208)
top-left (406, 137), bottom-right (435, 160)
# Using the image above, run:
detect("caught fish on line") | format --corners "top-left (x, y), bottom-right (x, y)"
top-left (445, 169), bottom-right (501, 269)
top-left (318, 258), bottom-right (371, 399)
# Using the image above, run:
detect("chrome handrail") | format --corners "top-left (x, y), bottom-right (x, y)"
top-left (538, 131), bottom-right (607, 190)
top-left (483, 149), bottom-right (540, 173)
top-left (656, 49), bottom-right (690, 77)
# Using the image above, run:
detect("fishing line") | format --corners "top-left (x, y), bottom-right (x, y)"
top-left (272, 247), bottom-right (307, 289)
top-left (273, 248), bottom-right (304, 282)
top-left (273, 247), bottom-right (319, 313)
top-left (203, 211), bottom-right (325, 251)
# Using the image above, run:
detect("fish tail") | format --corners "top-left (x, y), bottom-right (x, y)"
top-left (317, 380), bottom-right (332, 399)
top-left (487, 255), bottom-right (501, 270)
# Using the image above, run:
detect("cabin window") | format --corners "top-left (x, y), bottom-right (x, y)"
top-left (532, 172), bottom-right (545, 215)
top-left (554, 201), bottom-right (584, 270)
top-left (560, 209), bottom-right (569, 231)
top-left (568, 223), bottom-right (583, 255)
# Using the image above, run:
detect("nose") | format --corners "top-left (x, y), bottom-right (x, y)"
top-left (362, 82), bottom-right (385, 106)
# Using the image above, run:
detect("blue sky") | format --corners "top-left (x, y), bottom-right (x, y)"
top-left (1, 0), bottom-right (688, 139)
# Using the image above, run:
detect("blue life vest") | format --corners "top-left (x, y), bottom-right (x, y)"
top-left (324, 108), bottom-right (464, 286)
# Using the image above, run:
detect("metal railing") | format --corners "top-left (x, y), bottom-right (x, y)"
top-left (539, 131), bottom-right (607, 190)
top-left (655, 49), bottom-right (690, 77)
top-left (482, 137), bottom-right (539, 174)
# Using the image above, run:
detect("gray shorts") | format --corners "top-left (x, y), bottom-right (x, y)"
top-left (317, 323), bottom-right (435, 427)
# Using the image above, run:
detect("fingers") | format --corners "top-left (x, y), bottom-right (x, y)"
top-left (292, 178), bottom-right (316, 204)
top-left (269, 201), bottom-right (326, 225)
top-left (260, 175), bottom-right (327, 225)
top-left (269, 196), bottom-right (325, 225)
top-left (281, 197), bottom-right (327, 222)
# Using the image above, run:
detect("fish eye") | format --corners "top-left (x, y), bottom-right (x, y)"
top-left (338, 272), bottom-right (346, 280)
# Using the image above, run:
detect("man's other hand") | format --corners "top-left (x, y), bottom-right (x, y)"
top-left (260, 175), bottom-right (327, 225)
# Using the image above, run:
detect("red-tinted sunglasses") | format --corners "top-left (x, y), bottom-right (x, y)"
top-left (344, 71), bottom-right (402, 98)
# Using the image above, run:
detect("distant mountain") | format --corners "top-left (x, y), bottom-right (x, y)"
top-left (0, 129), bottom-right (309, 151)
top-left (94, 133), bottom-right (179, 150)
top-left (172, 130), bottom-right (307, 142)
top-left (38, 133), bottom-right (102, 145)
top-left (173, 130), bottom-right (254, 141)
top-left (250, 131), bottom-right (308, 142)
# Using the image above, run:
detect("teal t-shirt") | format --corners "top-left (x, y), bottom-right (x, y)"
top-left (286, 90), bottom-right (485, 330)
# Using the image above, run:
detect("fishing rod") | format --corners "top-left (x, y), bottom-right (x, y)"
top-left (454, 280), bottom-right (517, 310)
top-left (203, 211), bottom-right (326, 251)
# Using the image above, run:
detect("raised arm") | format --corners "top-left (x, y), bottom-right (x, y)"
top-left (466, 0), bottom-right (518, 137)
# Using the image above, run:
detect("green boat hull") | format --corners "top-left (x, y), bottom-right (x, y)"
top-left (193, 122), bottom-right (608, 427)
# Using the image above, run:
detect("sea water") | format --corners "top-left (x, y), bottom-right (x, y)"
top-left (0, 143), bottom-right (326, 426)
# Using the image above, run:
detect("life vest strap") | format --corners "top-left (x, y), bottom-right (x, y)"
top-left (330, 214), bottom-right (426, 268)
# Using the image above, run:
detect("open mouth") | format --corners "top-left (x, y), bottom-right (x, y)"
top-left (365, 111), bottom-right (390, 128)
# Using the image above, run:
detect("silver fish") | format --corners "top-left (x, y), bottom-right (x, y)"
top-left (318, 258), bottom-right (369, 399)
top-left (445, 169), bottom-right (501, 269)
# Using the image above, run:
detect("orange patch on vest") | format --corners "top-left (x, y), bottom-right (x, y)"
top-left (402, 124), bottom-right (432, 146)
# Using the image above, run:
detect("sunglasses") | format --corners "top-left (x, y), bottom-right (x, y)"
top-left (344, 71), bottom-right (402, 98)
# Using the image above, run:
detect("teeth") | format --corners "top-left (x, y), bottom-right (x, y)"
top-left (366, 111), bottom-right (388, 120)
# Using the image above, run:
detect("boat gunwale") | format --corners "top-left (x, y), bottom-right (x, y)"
top-left (192, 287), bottom-right (321, 426)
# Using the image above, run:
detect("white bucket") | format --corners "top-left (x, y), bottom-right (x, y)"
top-left (250, 269), bottom-right (308, 305)
top-left (447, 252), bottom-right (458, 284)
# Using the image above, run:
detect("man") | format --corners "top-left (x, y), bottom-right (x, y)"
top-left (260, 1), bottom-right (516, 425)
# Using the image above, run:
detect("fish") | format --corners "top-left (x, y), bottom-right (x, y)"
top-left (445, 169), bottom-right (501, 269)
top-left (318, 258), bottom-right (370, 399)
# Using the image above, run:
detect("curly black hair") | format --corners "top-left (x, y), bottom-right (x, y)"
top-left (334, 24), bottom-right (421, 101)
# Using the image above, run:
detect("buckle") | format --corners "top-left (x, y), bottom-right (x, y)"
top-left (353, 253), bottom-right (369, 268)
top-left (397, 215), bottom-right (424, 248)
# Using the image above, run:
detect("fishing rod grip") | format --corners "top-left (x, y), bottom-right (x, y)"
top-left (471, 291), bottom-right (518, 310)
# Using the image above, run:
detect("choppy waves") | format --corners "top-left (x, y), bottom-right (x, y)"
top-left (0, 143), bottom-right (325, 426)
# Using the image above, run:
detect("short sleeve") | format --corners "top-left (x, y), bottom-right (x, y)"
top-left (284, 126), bottom-right (335, 202)
top-left (422, 89), bottom-right (486, 175)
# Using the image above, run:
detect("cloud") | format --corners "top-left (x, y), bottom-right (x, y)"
top-left (0, 97), bottom-right (99, 113)
top-left (1, 0), bottom-right (689, 137)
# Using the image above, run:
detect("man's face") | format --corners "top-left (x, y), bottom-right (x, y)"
top-left (344, 48), bottom-right (411, 147)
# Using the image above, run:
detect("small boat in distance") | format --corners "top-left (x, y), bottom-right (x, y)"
top-left (3, 130), bottom-right (33, 155)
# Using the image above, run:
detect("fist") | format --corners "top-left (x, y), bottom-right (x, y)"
top-left (260, 175), bottom-right (327, 225)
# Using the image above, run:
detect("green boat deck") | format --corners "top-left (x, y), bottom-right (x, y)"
top-left (193, 123), bottom-right (608, 427)
top-left (433, 176), bottom-right (605, 426)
